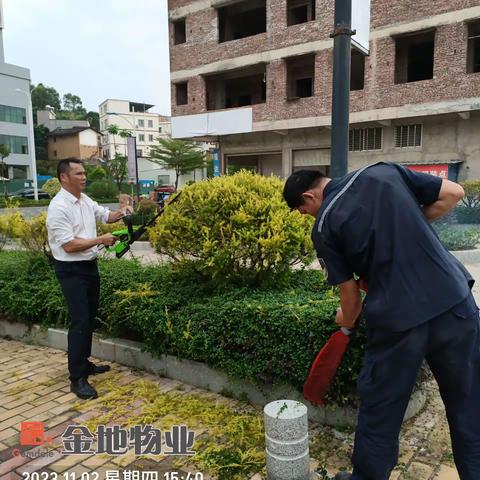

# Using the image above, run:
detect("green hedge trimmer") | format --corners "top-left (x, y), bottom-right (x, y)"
top-left (105, 192), bottom-right (181, 258)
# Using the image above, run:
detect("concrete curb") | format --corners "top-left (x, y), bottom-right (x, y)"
top-left (451, 249), bottom-right (480, 264)
top-left (0, 319), bottom-right (426, 428)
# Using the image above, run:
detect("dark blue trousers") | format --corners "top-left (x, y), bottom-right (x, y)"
top-left (351, 293), bottom-right (480, 480)
top-left (54, 259), bottom-right (100, 382)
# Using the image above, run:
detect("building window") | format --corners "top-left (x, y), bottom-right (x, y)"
top-left (148, 135), bottom-right (154, 142)
top-left (287, 0), bottom-right (315, 26)
top-left (54, 150), bottom-right (57, 157)
top-left (0, 134), bottom-right (28, 154)
top-left (148, 119), bottom-right (153, 128)
top-left (0, 104), bottom-right (27, 124)
top-left (138, 119), bottom-right (145, 128)
top-left (173, 18), bottom-right (186, 45)
top-left (218, 0), bottom-right (267, 43)
top-left (349, 128), bottom-right (382, 151)
top-left (286, 54), bottom-right (315, 99)
top-left (176, 82), bottom-right (188, 105)
top-left (394, 124), bottom-right (422, 148)
top-left (467, 21), bottom-right (480, 73)
top-left (139, 134), bottom-right (145, 142)
top-left (136, 149), bottom-right (143, 157)
top-left (351, 49), bottom-right (365, 91)
top-left (395, 30), bottom-right (435, 84)
top-left (159, 127), bottom-right (163, 133)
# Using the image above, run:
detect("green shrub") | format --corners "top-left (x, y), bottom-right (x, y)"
top-left (149, 171), bottom-right (315, 287)
top-left (460, 180), bottom-right (480, 208)
top-left (87, 181), bottom-right (118, 200)
top-left (0, 251), bottom-right (364, 405)
top-left (454, 206), bottom-right (480, 224)
top-left (434, 224), bottom-right (480, 250)
top-left (42, 178), bottom-right (61, 197)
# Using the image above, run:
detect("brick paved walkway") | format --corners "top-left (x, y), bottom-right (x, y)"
top-left (0, 338), bottom-right (462, 479)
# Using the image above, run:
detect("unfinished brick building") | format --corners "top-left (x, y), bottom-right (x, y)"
top-left (168, 0), bottom-right (480, 180)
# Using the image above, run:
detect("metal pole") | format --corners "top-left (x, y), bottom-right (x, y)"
top-left (330, 0), bottom-right (354, 178)
top-left (134, 136), bottom-right (140, 201)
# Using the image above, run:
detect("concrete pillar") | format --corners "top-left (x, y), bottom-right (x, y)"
top-left (282, 147), bottom-right (293, 179)
top-left (264, 400), bottom-right (310, 480)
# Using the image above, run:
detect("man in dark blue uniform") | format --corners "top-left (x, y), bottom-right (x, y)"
top-left (283, 162), bottom-right (480, 480)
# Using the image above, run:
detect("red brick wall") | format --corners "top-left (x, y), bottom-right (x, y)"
top-left (170, 0), bottom-right (480, 120)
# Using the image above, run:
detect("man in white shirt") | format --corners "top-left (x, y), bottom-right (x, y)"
top-left (47, 158), bottom-right (132, 399)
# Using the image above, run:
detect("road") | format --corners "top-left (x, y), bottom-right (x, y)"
top-left (0, 203), bottom-right (119, 219)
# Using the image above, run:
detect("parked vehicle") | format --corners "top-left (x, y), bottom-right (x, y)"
top-left (9, 188), bottom-right (50, 200)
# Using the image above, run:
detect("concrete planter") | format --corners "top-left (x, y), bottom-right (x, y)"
top-left (0, 319), bottom-right (426, 428)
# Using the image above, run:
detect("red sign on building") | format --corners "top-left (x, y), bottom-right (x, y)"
top-left (406, 164), bottom-right (448, 179)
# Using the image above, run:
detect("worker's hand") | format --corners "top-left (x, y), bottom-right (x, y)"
top-left (335, 307), bottom-right (355, 330)
top-left (120, 205), bottom-right (134, 216)
top-left (98, 233), bottom-right (117, 247)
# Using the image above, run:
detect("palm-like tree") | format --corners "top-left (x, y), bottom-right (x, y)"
top-left (150, 137), bottom-right (206, 190)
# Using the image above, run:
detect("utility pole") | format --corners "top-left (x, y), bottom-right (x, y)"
top-left (330, 0), bottom-right (355, 178)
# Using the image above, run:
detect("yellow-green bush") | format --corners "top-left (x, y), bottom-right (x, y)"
top-left (149, 171), bottom-right (315, 286)
top-left (0, 211), bottom-right (51, 258)
top-left (42, 177), bottom-right (61, 197)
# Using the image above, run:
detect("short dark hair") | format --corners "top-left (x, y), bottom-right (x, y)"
top-left (57, 158), bottom-right (84, 180)
top-left (283, 170), bottom-right (326, 209)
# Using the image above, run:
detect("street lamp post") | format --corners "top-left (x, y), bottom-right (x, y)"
top-left (14, 88), bottom-right (38, 200)
top-left (106, 112), bottom-right (140, 203)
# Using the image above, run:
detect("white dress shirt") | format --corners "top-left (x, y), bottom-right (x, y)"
top-left (46, 188), bottom-right (110, 261)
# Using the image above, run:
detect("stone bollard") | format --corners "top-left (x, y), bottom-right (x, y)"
top-left (264, 399), bottom-right (310, 480)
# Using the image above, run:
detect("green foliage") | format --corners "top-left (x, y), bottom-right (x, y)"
top-left (33, 124), bottom-right (50, 160)
top-left (106, 153), bottom-right (128, 192)
top-left (150, 137), bottom-right (206, 190)
top-left (0, 144), bottom-right (10, 197)
top-left (433, 224), bottom-right (480, 250)
top-left (31, 83), bottom-right (62, 115)
top-left (454, 206), bottom-right (480, 224)
top-left (149, 171), bottom-right (315, 287)
top-left (42, 178), bottom-right (61, 197)
top-left (84, 111), bottom-right (100, 130)
top-left (460, 180), bottom-right (480, 208)
top-left (87, 180), bottom-right (118, 200)
top-left (86, 165), bottom-right (107, 181)
top-left (0, 251), bottom-right (364, 405)
top-left (62, 93), bottom-right (86, 117)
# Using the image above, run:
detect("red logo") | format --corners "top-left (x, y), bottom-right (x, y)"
top-left (20, 422), bottom-right (52, 446)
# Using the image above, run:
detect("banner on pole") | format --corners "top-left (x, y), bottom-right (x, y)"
top-left (126, 137), bottom-right (137, 180)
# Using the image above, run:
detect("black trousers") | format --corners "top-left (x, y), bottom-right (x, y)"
top-left (54, 259), bottom-right (100, 382)
top-left (351, 293), bottom-right (480, 480)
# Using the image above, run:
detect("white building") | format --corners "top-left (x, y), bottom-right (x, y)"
top-left (99, 98), bottom-right (208, 188)
top-left (0, 0), bottom-right (35, 182)
top-left (37, 107), bottom-right (90, 131)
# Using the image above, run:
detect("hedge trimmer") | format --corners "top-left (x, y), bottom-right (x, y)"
top-left (105, 192), bottom-right (181, 258)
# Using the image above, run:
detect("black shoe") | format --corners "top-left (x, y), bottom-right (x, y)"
top-left (70, 378), bottom-right (98, 400)
top-left (334, 473), bottom-right (352, 480)
top-left (88, 363), bottom-right (111, 375)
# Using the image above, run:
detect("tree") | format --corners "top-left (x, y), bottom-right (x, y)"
top-left (150, 137), bottom-right (206, 190)
top-left (106, 124), bottom-right (120, 156)
top-left (84, 111), bottom-right (100, 130)
top-left (34, 124), bottom-right (50, 160)
top-left (30, 84), bottom-right (61, 122)
top-left (0, 145), bottom-right (10, 197)
top-left (62, 93), bottom-right (86, 118)
top-left (107, 153), bottom-right (128, 192)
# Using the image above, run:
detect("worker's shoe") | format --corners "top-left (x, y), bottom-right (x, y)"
top-left (334, 473), bottom-right (352, 480)
top-left (71, 378), bottom-right (98, 400)
top-left (88, 362), bottom-right (111, 375)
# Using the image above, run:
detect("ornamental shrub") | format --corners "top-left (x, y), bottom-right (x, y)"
top-left (149, 171), bottom-right (315, 287)
top-left (460, 180), bottom-right (480, 208)
top-left (42, 178), bottom-right (61, 197)
top-left (454, 206), bottom-right (480, 224)
top-left (433, 224), bottom-right (480, 250)
top-left (87, 180), bottom-right (118, 200)
top-left (0, 251), bottom-right (364, 405)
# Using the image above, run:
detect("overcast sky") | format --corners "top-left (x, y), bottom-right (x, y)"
top-left (2, 0), bottom-right (171, 115)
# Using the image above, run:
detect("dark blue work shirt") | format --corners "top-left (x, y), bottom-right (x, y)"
top-left (312, 162), bottom-right (473, 332)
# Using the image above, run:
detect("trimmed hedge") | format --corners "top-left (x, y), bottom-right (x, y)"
top-left (454, 206), bottom-right (480, 224)
top-left (0, 251), bottom-right (365, 405)
top-left (433, 224), bottom-right (480, 251)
